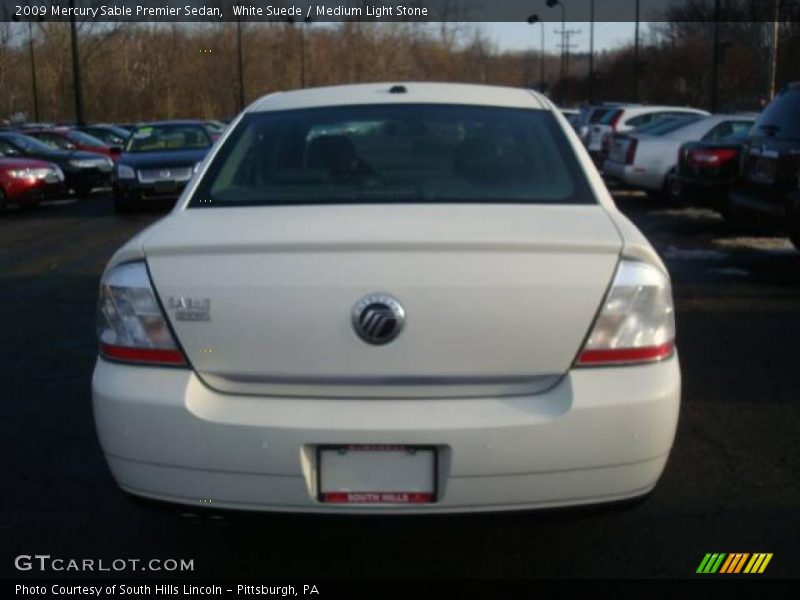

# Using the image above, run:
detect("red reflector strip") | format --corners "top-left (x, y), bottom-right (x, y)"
top-left (322, 492), bottom-right (434, 504)
top-left (577, 342), bottom-right (674, 366)
top-left (100, 343), bottom-right (186, 366)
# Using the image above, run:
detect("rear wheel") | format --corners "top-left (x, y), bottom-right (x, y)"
top-left (789, 231), bottom-right (800, 252)
top-left (666, 174), bottom-right (684, 204)
top-left (713, 195), bottom-right (733, 220)
top-left (0, 187), bottom-right (7, 211)
top-left (647, 171), bottom-right (674, 202)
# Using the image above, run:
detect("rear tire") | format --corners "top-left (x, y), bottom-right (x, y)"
top-left (713, 195), bottom-right (733, 220)
top-left (789, 231), bottom-right (800, 252)
top-left (666, 174), bottom-right (684, 204)
top-left (0, 187), bottom-right (7, 212)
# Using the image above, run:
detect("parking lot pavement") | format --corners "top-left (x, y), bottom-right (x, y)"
top-left (1, 192), bottom-right (798, 579)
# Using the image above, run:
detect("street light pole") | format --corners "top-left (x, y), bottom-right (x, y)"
top-left (540, 19), bottom-right (545, 91)
top-left (711, 0), bottom-right (721, 112)
top-left (526, 15), bottom-right (546, 92)
top-left (546, 0), bottom-right (566, 83)
top-left (69, 0), bottom-right (84, 125)
top-left (767, 0), bottom-right (780, 101)
top-left (27, 20), bottom-right (40, 122)
top-left (588, 0), bottom-right (595, 102)
top-left (633, 0), bottom-right (640, 102)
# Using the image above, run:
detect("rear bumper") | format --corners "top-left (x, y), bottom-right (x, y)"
top-left (602, 160), bottom-right (661, 191)
top-left (669, 174), bottom-right (730, 202)
top-left (65, 169), bottom-right (111, 190)
top-left (92, 355), bottom-right (681, 514)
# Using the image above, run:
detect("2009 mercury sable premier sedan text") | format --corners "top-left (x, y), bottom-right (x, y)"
top-left (92, 83), bottom-right (681, 514)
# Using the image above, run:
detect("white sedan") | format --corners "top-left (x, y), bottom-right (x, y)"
top-left (603, 114), bottom-right (756, 197)
top-left (93, 83), bottom-right (680, 514)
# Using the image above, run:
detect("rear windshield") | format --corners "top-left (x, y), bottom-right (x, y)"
top-left (644, 116), bottom-right (703, 136)
top-left (189, 104), bottom-right (593, 207)
top-left (589, 108), bottom-right (615, 123)
top-left (68, 130), bottom-right (106, 148)
top-left (1, 133), bottom-right (54, 153)
top-left (754, 88), bottom-right (800, 139)
top-left (126, 124), bottom-right (211, 153)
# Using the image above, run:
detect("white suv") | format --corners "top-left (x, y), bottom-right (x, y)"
top-left (585, 105), bottom-right (709, 160)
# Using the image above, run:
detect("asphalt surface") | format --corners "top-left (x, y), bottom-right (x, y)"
top-left (1, 192), bottom-right (798, 580)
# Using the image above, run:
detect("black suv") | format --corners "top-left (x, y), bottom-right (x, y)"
top-left (730, 83), bottom-right (800, 249)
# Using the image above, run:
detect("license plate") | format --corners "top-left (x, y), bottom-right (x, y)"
top-left (750, 158), bottom-right (776, 183)
top-left (317, 445), bottom-right (437, 504)
top-left (153, 181), bottom-right (178, 194)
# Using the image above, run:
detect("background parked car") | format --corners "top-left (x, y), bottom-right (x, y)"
top-left (577, 103), bottom-right (638, 147)
top-left (203, 120), bottom-right (227, 141)
top-left (603, 114), bottom-right (756, 199)
top-left (113, 120), bottom-right (213, 213)
top-left (24, 127), bottom-right (121, 161)
top-left (585, 105), bottom-right (709, 162)
top-left (669, 129), bottom-right (753, 217)
top-left (76, 124), bottom-right (131, 147)
top-left (730, 83), bottom-right (800, 250)
top-left (0, 156), bottom-right (65, 209)
top-left (560, 108), bottom-right (581, 131)
top-left (0, 131), bottom-right (114, 197)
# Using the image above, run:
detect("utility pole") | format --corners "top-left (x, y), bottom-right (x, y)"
top-left (27, 20), bottom-right (40, 122)
top-left (633, 0), bottom-right (641, 102)
top-left (554, 27), bottom-right (580, 82)
top-left (767, 0), bottom-right (780, 100)
top-left (69, 0), bottom-right (84, 125)
top-left (588, 0), bottom-right (595, 103)
top-left (711, 0), bottom-right (721, 112)
top-left (236, 16), bottom-right (245, 111)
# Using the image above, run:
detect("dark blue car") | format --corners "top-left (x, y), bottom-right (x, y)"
top-left (113, 121), bottom-right (213, 213)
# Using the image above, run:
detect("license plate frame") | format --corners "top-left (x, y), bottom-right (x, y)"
top-left (317, 444), bottom-right (438, 505)
top-left (153, 180), bottom-right (178, 194)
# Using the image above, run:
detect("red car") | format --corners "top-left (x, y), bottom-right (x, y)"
top-left (24, 128), bottom-right (121, 161)
top-left (0, 157), bottom-right (66, 209)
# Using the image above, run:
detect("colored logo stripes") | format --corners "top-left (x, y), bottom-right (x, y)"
top-left (697, 553), bottom-right (773, 574)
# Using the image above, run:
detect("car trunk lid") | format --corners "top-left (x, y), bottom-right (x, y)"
top-left (143, 204), bottom-right (623, 398)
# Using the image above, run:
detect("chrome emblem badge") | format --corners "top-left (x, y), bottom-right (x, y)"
top-left (159, 169), bottom-right (171, 179)
top-left (352, 294), bottom-right (405, 345)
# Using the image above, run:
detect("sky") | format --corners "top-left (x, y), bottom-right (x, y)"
top-left (485, 22), bottom-right (639, 55)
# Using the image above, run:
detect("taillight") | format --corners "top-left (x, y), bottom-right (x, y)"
top-left (688, 148), bottom-right (737, 167)
top-left (601, 134), bottom-right (611, 154)
top-left (97, 261), bottom-right (187, 366)
top-left (576, 260), bottom-right (675, 366)
top-left (625, 138), bottom-right (638, 165)
top-left (609, 110), bottom-right (624, 132)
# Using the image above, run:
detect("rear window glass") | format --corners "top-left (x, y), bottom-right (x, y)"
top-left (645, 116), bottom-right (703, 136)
top-left (589, 108), bottom-right (614, 123)
top-left (189, 104), bottom-right (594, 207)
top-left (754, 89), bottom-right (800, 139)
top-left (68, 130), bottom-right (106, 148)
top-left (126, 125), bottom-right (211, 153)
